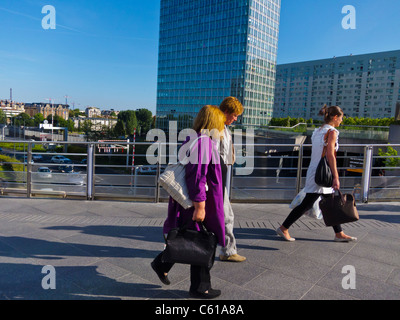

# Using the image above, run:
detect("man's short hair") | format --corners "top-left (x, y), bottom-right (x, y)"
top-left (219, 97), bottom-right (244, 115)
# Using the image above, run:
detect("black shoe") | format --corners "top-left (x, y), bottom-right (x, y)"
top-left (189, 288), bottom-right (221, 299)
top-left (151, 261), bottom-right (170, 285)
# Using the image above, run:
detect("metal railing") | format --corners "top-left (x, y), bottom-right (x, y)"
top-left (0, 140), bottom-right (399, 203)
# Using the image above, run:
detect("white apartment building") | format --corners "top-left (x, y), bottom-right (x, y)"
top-left (85, 107), bottom-right (102, 118)
top-left (72, 117), bottom-right (117, 131)
top-left (273, 50), bottom-right (400, 120)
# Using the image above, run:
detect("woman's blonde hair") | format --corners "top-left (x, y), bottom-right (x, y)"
top-left (193, 105), bottom-right (226, 139)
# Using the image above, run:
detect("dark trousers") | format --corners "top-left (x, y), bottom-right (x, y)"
top-left (152, 252), bottom-right (211, 292)
top-left (282, 193), bottom-right (343, 233)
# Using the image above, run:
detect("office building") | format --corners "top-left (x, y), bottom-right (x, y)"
top-left (273, 50), bottom-right (400, 120)
top-left (156, 0), bottom-right (281, 130)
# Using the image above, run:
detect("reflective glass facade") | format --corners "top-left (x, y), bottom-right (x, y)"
top-left (156, 0), bottom-right (281, 130)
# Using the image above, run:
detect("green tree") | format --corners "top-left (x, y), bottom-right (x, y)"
top-left (378, 146), bottom-right (400, 168)
top-left (136, 108), bottom-right (153, 136)
top-left (113, 120), bottom-right (126, 137)
top-left (33, 113), bottom-right (45, 127)
top-left (80, 120), bottom-right (93, 141)
top-left (46, 115), bottom-right (66, 127)
top-left (69, 108), bottom-right (81, 118)
top-left (117, 110), bottom-right (137, 137)
top-left (14, 113), bottom-right (34, 127)
top-left (66, 119), bottom-right (75, 132)
top-left (0, 110), bottom-right (6, 125)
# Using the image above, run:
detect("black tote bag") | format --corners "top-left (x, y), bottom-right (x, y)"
top-left (162, 222), bottom-right (217, 269)
top-left (319, 190), bottom-right (359, 227)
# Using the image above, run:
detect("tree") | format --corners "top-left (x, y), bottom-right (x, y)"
top-left (33, 113), bottom-right (45, 127)
top-left (46, 114), bottom-right (65, 127)
top-left (116, 110), bottom-right (137, 137)
top-left (0, 110), bottom-right (6, 125)
top-left (378, 146), bottom-right (400, 168)
top-left (69, 108), bottom-right (81, 118)
top-left (136, 108), bottom-right (153, 136)
top-left (113, 120), bottom-right (126, 138)
top-left (80, 120), bottom-right (93, 141)
top-left (14, 113), bottom-right (34, 127)
top-left (66, 119), bottom-right (75, 132)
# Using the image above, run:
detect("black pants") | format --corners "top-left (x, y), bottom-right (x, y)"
top-left (152, 251), bottom-right (211, 293)
top-left (282, 193), bottom-right (343, 233)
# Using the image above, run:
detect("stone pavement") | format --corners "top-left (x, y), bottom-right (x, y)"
top-left (0, 197), bottom-right (399, 300)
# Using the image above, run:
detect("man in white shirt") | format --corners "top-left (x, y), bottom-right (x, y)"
top-left (218, 97), bottom-right (246, 262)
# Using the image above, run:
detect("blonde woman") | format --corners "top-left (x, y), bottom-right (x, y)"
top-left (151, 105), bottom-right (226, 299)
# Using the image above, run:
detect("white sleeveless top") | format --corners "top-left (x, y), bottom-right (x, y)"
top-left (303, 125), bottom-right (339, 194)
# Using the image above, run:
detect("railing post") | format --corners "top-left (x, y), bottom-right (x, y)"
top-left (87, 144), bottom-right (95, 200)
top-left (26, 142), bottom-right (32, 198)
top-left (155, 142), bottom-right (162, 203)
top-left (361, 145), bottom-right (373, 203)
top-left (295, 145), bottom-right (303, 194)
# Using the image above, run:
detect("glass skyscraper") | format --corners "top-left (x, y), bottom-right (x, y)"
top-left (156, 0), bottom-right (281, 130)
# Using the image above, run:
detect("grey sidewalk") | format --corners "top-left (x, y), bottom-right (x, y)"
top-left (0, 197), bottom-right (399, 300)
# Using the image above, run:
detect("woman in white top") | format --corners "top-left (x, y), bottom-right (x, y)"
top-left (277, 105), bottom-right (357, 242)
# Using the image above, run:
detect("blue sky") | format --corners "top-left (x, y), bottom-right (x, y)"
top-left (1, 0), bottom-right (400, 114)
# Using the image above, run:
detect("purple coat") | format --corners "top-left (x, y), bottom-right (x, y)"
top-left (163, 134), bottom-right (226, 246)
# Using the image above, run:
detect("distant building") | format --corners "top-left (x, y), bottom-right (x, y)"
top-left (72, 117), bottom-right (117, 131)
top-left (101, 109), bottom-right (119, 117)
top-left (85, 107), bottom-right (101, 118)
top-left (274, 50), bottom-right (400, 119)
top-left (0, 100), bottom-right (25, 117)
top-left (24, 103), bottom-right (70, 120)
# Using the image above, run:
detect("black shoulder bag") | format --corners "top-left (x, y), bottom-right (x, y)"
top-left (315, 130), bottom-right (335, 187)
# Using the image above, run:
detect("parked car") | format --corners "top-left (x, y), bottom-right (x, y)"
top-left (51, 155), bottom-right (72, 164)
top-left (23, 156), bottom-right (34, 163)
top-left (58, 165), bottom-right (74, 173)
top-left (32, 154), bottom-right (43, 161)
top-left (37, 167), bottom-right (52, 178)
top-left (137, 165), bottom-right (158, 174)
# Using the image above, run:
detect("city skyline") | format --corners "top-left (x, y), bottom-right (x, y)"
top-left (1, 0), bottom-right (400, 114)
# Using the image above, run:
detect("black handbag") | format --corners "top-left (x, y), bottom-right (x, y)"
top-left (315, 156), bottom-right (333, 187)
top-left (162, 221), bottom-right (217, 269)
top-left (315, 130), bottom-right (334, 187)
top-left (319, 190), bottom-right (359, 227)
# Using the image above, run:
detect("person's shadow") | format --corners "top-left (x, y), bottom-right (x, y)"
top-left (0, 225), bottom-right (188, 299)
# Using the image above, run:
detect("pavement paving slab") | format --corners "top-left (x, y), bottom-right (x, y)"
top-left (0, 196), bottom-right (399, 301)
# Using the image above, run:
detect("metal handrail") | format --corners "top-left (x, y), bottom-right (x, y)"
top-left (0, 140), bottom-right (398, 203)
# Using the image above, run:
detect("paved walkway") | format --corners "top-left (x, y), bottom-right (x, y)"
top-left (0, 197), bottom-right (399, 300)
